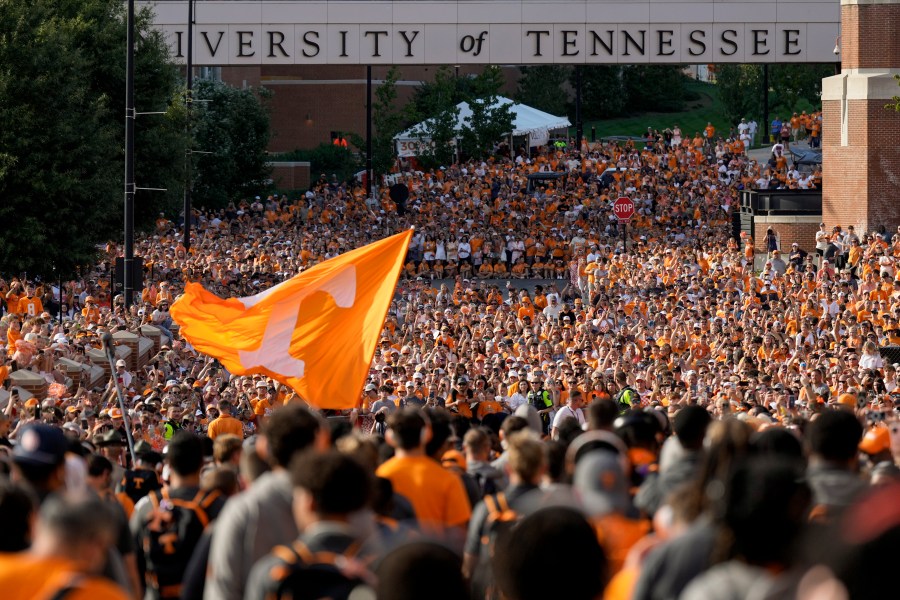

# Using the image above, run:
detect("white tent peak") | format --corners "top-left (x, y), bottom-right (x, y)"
top-left (394, 96), bottom-right (571, 156)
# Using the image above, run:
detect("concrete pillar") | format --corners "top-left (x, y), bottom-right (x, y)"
top-left (821, 0), bottom-right (900, 233)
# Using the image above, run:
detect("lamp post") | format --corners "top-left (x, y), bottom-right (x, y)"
top-left (184, 0), bottom-right (195, 251)
top-left (366, 65), bottom-right (373, 200)
top-left (123, 0), bottom-right (136, 308)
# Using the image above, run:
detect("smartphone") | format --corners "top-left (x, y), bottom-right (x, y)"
top-left (788, 394), bottom-right (796, 410)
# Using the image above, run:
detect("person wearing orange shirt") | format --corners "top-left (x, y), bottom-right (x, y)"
top-left (81, 296), bottom-right (101, 324)
top-left (206, 399), bottom-right (245, 439)
top-left (250, 381), bottom-right (275, 425)
top-left (6, 317), bottom-right (22, 357)
top-left (376, 409), bottom-right (471, 541)
top-left (0, 492), bottom-right (129, 600)
top-left (155, 282), bottom-right (173, 305)
top-left (17, 286), bottom-right (43, 318)
top-left (4, 281), bottom-right (24, 315)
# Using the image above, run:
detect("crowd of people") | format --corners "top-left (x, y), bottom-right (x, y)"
top-left (0, 120), bottom-right (897, 600)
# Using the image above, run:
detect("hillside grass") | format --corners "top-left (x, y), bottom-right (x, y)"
top-left (576, 80), bottom-right (733, 141)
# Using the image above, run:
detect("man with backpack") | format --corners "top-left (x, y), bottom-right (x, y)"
top-left (613, 371), bottom-right (640, 413)
top-left (131, 432), bottom-right (225, 600)
top-left (205, 405), bottom-right (325, 600)
top-left (244, 451), bottom-right (379, 600)
top-left (463, 431), bottom-right (547, 595)
top-left (464, 427), bottom-right (506, 495)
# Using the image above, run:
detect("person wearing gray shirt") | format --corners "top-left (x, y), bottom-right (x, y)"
top-left (204, 405), bottom-right (324, 600)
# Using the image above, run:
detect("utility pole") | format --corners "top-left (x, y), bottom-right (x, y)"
top-left (762, 64), bottom-right (769, 144)
top-left (123, 0), bottom-right (136, 309)
top-left (184, 0), bottom-right (194, 250)
top-left (366, 65), bottom-right (373, 200)
top-left (575, 66), bottom-right (583, 148)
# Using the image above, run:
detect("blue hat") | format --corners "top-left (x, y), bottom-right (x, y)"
top-left (13, 424), bottom-right (68, 467)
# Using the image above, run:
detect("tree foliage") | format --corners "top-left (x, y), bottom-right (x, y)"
top-left (362, 67), bottom-right (409, 177)
top-left (410, 66), bottom-right (512, 164)
top-left (717, 64), bottom-right (833, 126)
top-left (0, 0), bottom-right (185, 277)
top-left (578, 66), bottom-right (627, 119)
top-left (768, 64), bottom-right (834, 115)
top-left (190, 80), bottom-right (272, 209)
top-left (622, 66), bottom-right (688, 113)
top-left (716, 65), bottom-right (764, 125)
top-left (517, 66), bottom-right (572, 117)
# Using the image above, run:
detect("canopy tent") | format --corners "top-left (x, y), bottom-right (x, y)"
top-left (394, 97), bottom-right (571, 157)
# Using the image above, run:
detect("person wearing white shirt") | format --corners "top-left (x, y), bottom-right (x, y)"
top-left (551, 390), bottom-right (585, 440)
top-left (859, 342), bottom-right (884, 370)
top-left (543, 296), bottom-right (562, 321)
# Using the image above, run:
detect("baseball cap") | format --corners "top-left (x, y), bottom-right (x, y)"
top-left (364, 383), bottom-right (377, 392)
top-left (859, 425), bottom-right (891, 455)
top-left (13, 424), bottom-right (68, 467)
top-left (573, 451), bottom-right (630, 517)
top-left (116, 359), bottom-right (126, 367)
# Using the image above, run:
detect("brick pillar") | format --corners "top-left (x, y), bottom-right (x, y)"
top-left (822, 0), bottom-right (900, 234)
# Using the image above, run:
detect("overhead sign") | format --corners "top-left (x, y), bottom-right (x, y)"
top-left (143, 1), bottom-right (841, 65)
top-left (613, 197), bottom-right (635, 222)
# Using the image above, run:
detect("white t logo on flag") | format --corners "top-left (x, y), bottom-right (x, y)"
top-left (237, 265), bottom-right (357, 378)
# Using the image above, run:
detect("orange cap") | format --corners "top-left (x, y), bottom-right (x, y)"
top-left (837, 393), bottom-right (857, 408)
top-left (860, 425), bottom-right (891, 455)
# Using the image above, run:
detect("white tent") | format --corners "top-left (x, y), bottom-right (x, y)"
top-left (394, 97), bottom-right (571, 157)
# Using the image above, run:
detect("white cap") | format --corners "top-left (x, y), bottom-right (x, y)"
top-left (116, 359), bottom-right (126, 367)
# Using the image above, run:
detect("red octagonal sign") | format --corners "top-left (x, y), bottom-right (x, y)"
top-left (613, 196), bottom-right (635, 221)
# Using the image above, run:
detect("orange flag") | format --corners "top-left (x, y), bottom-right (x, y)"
top-left (170, 230), bottom-right (412, 409)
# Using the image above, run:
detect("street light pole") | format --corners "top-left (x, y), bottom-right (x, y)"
top-left (124, 0), bottom-right (136, 309)
top-left (366, 65), bottom-right (373, 200)
top-left (575, 66), bottom-right (583, 148)
top-left (184, 0), bottom-right (194, 251)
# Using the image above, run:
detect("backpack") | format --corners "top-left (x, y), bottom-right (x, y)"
top-left (118, 468), bottom-right (162, 505)
top-left (142, 488), bottom-right (220, 599)
top-left (614, 386), bottom-right (640, 412)
top-left (472, 470), bottom-right (499, 498)
top-left (267, 539), bottom-right (376, 600)
top-left (472, 493), bottom-right (522, 600)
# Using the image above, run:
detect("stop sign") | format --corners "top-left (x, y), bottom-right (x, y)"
top-left (613, 196), bottom-right (635, 221)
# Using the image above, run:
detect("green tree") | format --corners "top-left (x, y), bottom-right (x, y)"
top-left (408, 66), bottom-right (461, 167)
top-left (622, 65), bottom-right (687, 113)
top-left (191, 80), bottom-right (272, 209)
top-left (459, 67), bottom-right (514, 159)
top-left (716, 64), bottom-right (764, 125)
top-left (769, 64), bottom-right (834, 115)
top-left (0, 0), bottom-right (185, 277)
top-left (517, 66), bottom-right (572, 117)
top-left (579, 66), bottom-right (626, 119)
top-left (0, 0), bottom-right (120, 275)
top-left (459, 96), bottom-right (515, 159)
top-left (71, 0), bottom-right (186, 227)
top-left (372, 67), bottom-right (406, 176)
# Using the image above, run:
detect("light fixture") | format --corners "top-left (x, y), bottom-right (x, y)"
top-left (833, 35), bottom-right (840, 55)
